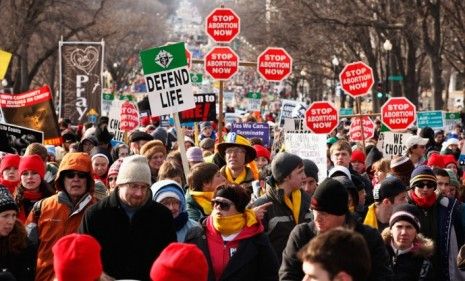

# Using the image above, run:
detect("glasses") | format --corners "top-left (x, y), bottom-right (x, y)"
top-left (225, 147), bottom-right (246, 155)
top-left (414, 181), bottom-right (436, 189)
top-left (212, 199), bottom-right (232, 211)
top-left (63, 171), bottom-right (87, 179)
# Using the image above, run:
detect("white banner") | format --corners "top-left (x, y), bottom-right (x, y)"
top-left (377, 131), bottom-right (412, 158)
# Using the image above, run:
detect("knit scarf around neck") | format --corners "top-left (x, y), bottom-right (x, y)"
top-left (191, 191), bottom-right (214, 215)
top-left (225, 167), bottom-right (247, 185)
top-left (283, 190), bottom-right (301, 223)
top-left (23, 190), bottom-right (43, 201)
top-left (363, 203), bottom-right (378, 229)
top-left (0, 179), bottom-right (19, 194)
top-left (212, 209), bottom-right (258, 235)
top-left (409, 190), bottom-right (437, 209)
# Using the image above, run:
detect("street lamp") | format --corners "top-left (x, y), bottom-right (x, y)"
top-left (383, 39), bottom-right (392, 100)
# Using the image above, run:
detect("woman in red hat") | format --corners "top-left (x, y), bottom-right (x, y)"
top-left (0, 154), bottom-right (20, 194)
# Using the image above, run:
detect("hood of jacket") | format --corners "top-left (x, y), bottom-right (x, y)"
top-left (381, 227), bottom-right (434, 258)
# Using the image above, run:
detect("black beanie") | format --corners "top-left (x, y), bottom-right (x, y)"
top-left (0, 187), bottom-right (18, 214)
top-left (311, 178), bottom-right (348, 216)
top-left (303, 159), bottom-right (319, 182)
top-left (215, 186), bottom-right (251, 213)
top-left (389, 203), bottom-right (421, 232)
top-left (271, 152), bottom-right (303, 183)
top-left (374, 176), bottom-right (407, 202)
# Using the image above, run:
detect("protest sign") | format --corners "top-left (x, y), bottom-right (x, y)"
top-left (246, 92), bottom-right (261, 112)
top-left (59, 41), bottom-right (104, 123)
top-left (417, 111), bottom-right (444, 129)
top-left (278, 99), bottom-right (306, 127)
top-left (284, 132), bottom-right (327, 183)
top-left (0, 85), bottom-right (61, 145)
top-left (0, 122), bottom-right (43, 154)
top-left (231, 122), bottom-right (270, 147)
top-left (377, 131), bottom-right (412, 158)
top-left (179, 93), bottom-right (217, 122)
top-left (108, 100), bottom-right (124, 141)
top-left (0, 49), bottom-right (12, 80)
top-left (444, 112), bottom-right (461, 132)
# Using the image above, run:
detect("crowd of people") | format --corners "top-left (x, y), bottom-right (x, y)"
top-left (1, 114), bottom-right (465, 281)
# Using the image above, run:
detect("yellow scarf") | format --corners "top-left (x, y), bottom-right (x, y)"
top-left (191, 191), bottom-right (214, 215)
top-left (363, 203), bottom-right (378, 229)
top-left (213, 209), bottom-right (258, 235)
top-left (225, 167), bottom-right (247, 185)
top-left (283, 190), bottom-right (301, 224)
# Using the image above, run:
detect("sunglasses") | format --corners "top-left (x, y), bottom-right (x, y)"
top-left (63, 171), bottom-right (87, 179)
top-left (212, 199), bottom-right (232, 211)
top-left (414, 182), bottom-right (436, 189)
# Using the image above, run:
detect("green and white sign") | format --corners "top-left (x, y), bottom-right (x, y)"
top-left (190, 73), bottom-right (203, 85)
top-left (246, 92), bottom-right (261, 111)
top-left (445, 112), bottom-right (461, 132)
top-left (140, 42), bottom-right (194, 116)
top-left (417, 111), bottom-right (444, 129)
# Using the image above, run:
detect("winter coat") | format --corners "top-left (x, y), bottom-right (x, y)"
top-left (186, 189), bottom-right (209, 222)
top-left (186, 216), bottom-right (279, 281)
top-left (408, 195), bottom-right (465, 280)
top-left (279, 215), bottom-right (393, 281)
top-left (79, 189), bottom-right (177, 281)
top-left (25, 191), bottom-right (95, 281)
top-left (252, 180), bottom-right (312, 264)
top-left (381, 228), bottom-right (434, 281)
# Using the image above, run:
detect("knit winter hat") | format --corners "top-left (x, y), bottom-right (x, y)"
top-left (443, 154), bottom-right (458, 168)
top-left (24, 143), bottom-right (48, 161)
top-left (351, 149), bottom-right (366, 163)
top-left (0, 186), bottom-right (18, 213)
top-left (200, 121), bottom-right (212, 131)
top-left (303, 159), bottom-right (319, 182)
top-left (199, 138), bottom-right (215, 150)
top-left (52, 233), bottom-right (102, 281)
top-left (271, 152), bottom-right (303, 183)
top-left (373, 176), bottom-right (407, 202)
top-left (253, 144), bottom-right (271, 162)
top-left (107, 158), bottom-right (123, 178)
top-left (389, 203), bottom-right (421, 232)
top-left (409, 165), bottom-right (437, 188)
top-left (150, 242), bottom-right (208, 281)
top-left (0, 154), bottom-right (20, 174)
top-left (19, 155), bottom-right (45, 179)
top-left (186, 147), bottom-right (204, 162)
top-left (390, 155), bottom-right (415, 187)
top-left (426, 153), bottom-right (444, 168)
top-left (116, 155), bottom-right (151, 186)
top-left (151, 180), bottom-right (186, 211)
top-left (311, 178), bottom-right (348, 216)
top-left (214, 185), bottom-right (250, 213)
top-left (129, 130), bottom-right (153, 143)
top-left (151, 127), bottom-right (168, 145)
top-left (140, 140), bottom-right (167, 158)
top-left (365, 146), bottom-right (383, 172)
top-left (445, 169), bottom-right (460, 187)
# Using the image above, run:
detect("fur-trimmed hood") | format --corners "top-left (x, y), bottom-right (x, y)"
top-left (381, 227), bottom-right (434, 258)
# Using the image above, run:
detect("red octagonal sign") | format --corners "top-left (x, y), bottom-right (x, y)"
top-left (349, 116), bottom-right (375, 142)
top-left (381, 97), bottom-right (416, 132)
top-left (204, 46), bottom-right (239, 80)
top-left (339, 61), bottom-right (374, 98)
top-left (305, 101), bottom-right (339, 134)
top-left (205, 8), bottom-right (240, 43)
top-left (257, 47), bottom-right (293, 81)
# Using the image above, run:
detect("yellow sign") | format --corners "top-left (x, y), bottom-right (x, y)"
top-left (0, 50), bottom-right (12, 80)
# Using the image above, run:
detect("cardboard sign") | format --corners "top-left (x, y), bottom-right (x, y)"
top-left (108, 100), bottom-right (124, 141)
top-left (0, 85), bottom-right (61, 145)
top-left (278, 99), bottom-right (307, 127)
top-left (59, 41), bottom-right (104, 123)
top-left (179, 93), bottom-right (217, 122)
top-left (140, 42), bottom-right (195, 116)
top-left (377, 132), bottom-right (412, 158)
top-left (0, 122), bottom-right (44, 154)
top-left (284, 132), bottom-right (327, 183)
top-left (231, 122), bottom-right (270, 147)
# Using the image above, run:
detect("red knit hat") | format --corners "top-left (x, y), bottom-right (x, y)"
top-left (351, 149), bottom-right (366, 163)
top-left (18, 155), bottom-right (45, 179)
top-left (0, 154), bottom-right (20, 174)
top-left (443, 154), bottom-right (458, 168)
top-left (107, 158), bottom-right (123, 177)
top-left (150, 242), bottom-right (208, 281)
top-left (427, 153), bottom-right (445, 168)
top-left (52, 234), bottom-right (102, 281)
top-left (253, 144), bottom-right (270, 162)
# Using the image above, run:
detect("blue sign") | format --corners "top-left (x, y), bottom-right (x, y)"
top-left (417, 111), bottom-right (444, 129)
top-left (231, 122), bottom-right (270, 147)
top-left (340, 108), bottom-right (353, 116)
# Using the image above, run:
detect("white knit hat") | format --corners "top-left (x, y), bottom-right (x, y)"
top-left (116, 155), bottom-right (151, 186)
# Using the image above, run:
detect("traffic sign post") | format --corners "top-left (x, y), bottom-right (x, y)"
top-left (205, 8), bottom-right (240, 43)
top-left (204, 46), bottom-right (239, 80)
top-left (339, 61), bottom-right (374, 98)
top-left (305, 102), bottom-right (339, 134)
top-left (257, 47), bottom-right (292, 81)
top-left (381, 97), bottom-right (416, 132)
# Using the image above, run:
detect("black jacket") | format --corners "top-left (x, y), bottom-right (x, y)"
top-left (186, 223), bottom-right (279, 281)
top-left (252, 180), bottom-right (312, 264)
top-left (279, 215), bottom-right (393, 281)
top-left (79, 189), bottom-right (176, 281)
top-left (0, 236), bottom-right (35, 281)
